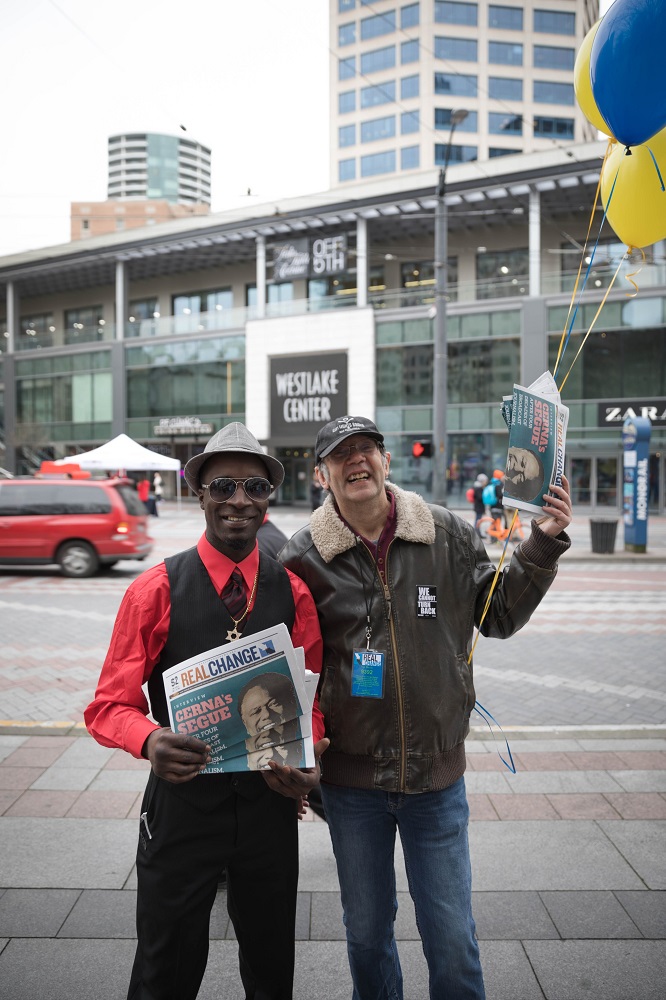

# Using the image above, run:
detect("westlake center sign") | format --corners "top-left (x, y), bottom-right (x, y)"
top-left (270, 353), bottom-right (348, 440)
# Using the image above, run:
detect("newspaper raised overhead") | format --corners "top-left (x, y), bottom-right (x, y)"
top-left (501, 370), bottom-right (569, 516)
top-left (161, 623), bottom-right (318, 774)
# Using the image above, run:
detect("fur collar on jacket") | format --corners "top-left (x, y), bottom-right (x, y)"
top-left (309, 481), bottom-right (436, 564)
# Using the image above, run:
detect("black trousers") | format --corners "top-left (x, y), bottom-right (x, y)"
top-left (127, 772), bottom-right (299, 1000)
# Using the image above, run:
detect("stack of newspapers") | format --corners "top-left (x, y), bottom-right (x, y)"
top-left (162, 623), bottom-right (317, 774)
top-left (501, 370), bottom-right (569, 516)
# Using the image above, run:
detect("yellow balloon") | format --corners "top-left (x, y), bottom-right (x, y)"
top-left (601, 129), bottom-right (666, 248)
top-left (574, 21), bottom-right (613, 137)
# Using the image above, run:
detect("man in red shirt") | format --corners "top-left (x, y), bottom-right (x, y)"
top-left (85, 422), bottom-right (327, 1000)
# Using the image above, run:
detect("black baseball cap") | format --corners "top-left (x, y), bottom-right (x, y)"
top-left (315, 416), bottom-right (384, 463)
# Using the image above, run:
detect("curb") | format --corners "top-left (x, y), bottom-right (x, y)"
top-left (2, 721), bottom-right (665, 740)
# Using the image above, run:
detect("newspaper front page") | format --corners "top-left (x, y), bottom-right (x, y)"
top-left (161, 623), bottom-right (316, 773)
top-left (501, 371), bottom-right (569, 516)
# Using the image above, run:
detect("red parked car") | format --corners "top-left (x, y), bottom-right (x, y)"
top-left (0, 477), bottom-right (154, 577)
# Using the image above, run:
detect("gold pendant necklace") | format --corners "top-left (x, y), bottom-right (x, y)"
top-left (225, 567), bottom-right (259, 642)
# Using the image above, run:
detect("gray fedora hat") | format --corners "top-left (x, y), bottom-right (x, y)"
top-left (183, 422), bottom-right (284, 493)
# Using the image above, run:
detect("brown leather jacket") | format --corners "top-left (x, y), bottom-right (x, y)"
top-left (280, 483), bottom-right (570, 794)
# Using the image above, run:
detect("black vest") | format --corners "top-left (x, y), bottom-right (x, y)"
top-left (148, 546), bottom-right (296, 810)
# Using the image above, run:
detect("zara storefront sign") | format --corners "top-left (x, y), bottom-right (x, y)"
top-left (271, 236), bottom-right (347, 281)
top-left (599, 399), bottom-right (666, 427)
top-left (154, 417), bottom-right (214, 436)
top-left (271, 353), bottom-right (348, 439)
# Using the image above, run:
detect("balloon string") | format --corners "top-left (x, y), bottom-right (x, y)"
top-left (624, 246), bottom-right (646, 298)
top-left (557, 252), bottom-right (626, 394)
top-left (645, 145), bottom-right (665, 192)
top-left (552, 140), bottom-right (615, 382)
top-left (468, 509), bottom-right (519, 666)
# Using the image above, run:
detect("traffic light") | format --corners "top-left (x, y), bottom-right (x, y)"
top-left (412, 440), bottom-right (433, 458)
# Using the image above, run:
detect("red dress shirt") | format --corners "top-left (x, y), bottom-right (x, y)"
top-left (85, 534), bottom-right (324, 758)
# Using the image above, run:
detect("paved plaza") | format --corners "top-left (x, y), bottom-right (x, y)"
top-left (0, 502), bottom-right (665, 998)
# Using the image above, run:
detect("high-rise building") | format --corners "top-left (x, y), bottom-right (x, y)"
top-left (69, 132), bottom-right (212, 241)
top-left (107, 132), bottom-right (212, 205)
top-left (330, 0), bottom-right (599, 186)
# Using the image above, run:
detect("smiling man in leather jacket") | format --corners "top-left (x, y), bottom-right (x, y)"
top-left (279, 415), bottom-right (572, 1000)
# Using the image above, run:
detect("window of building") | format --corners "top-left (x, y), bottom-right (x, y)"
top-left (533, 80), bottom-right (575, 105)
top-left (127, 349), bottom-right (244, 422)
top-left (533, 44), bottom-right (575, 70)
top-left (435, 36), bottom-right (478, 61)
top-left (17, 312), bottom-right (56, 351)
top-left (339, 0), bottom-right (355, 10)
top-left (339, 56), bottom-right (356, 81)
top-left (246, 283), bottom-right (295, 307)
top-left (127, 298), bottom-right (160, 339)
top-left (489, 112), bottom-right (523, 134)
top-left (339, 22), bottom-right (356, 46)
top-left (65, 306), bottom-right (106, 346)
top-left (339, 90), bottom-right (356, 114)
top-left (339, 123), bottom-right (357, 147)
top-left (434, 1), bottom-right (477, 26)
top-left (361, 9), bottom-right (396, 40)
top-left (401, 39), bottom-right (419, 63)
top-left (435, 108), bottom-right (478, 131)
top-left (401, 110), bottom-right (420, 134)
top-left (339, 157), bottom-right (357, 182)
top-left (434, 143), bottom-right (478, 165)
top-left (399, 259), bottom-right (458, 304)
top-left (376, 343), bottom-right (433, 406)
top-left (361, 150), bottom-right (397, 177)
top-left (449, 338), bottom-right (521, 402)
top-left (533, 115), bottom-right (574, 138)
top-left (172, 288), bottom-right (233, 332)
top-left (361, 45), bottom-right (396, 74)
top-left (401, 145), bottom-right (420, 169)
top-left (476, 247), bottom-right (529, 298)
top-left (489, 146), bottom-right (521, 157)
top-left (488, 4), bottom-right (523, 30)
top-left (401, 74), bottom-right (420, 99)
top-left (489, 40), bottom-right (523, 64)
top-left (361, 80), bottom-right (396, 107)
top-left (361, 115), bottom-right (396, 143)
top-left (434, 73), bottom-right (477, 97)
top-left (401, 3), bottom-right (419, 29)
top-left (534, 8), bottom-right (575, 35)
top-left (488, 76), bottom-right (522, 100)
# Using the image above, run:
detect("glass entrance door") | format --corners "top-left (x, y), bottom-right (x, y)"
top-left (596, 457), bottom-right (618, 507)
top-left (569, 457), bottom-right (591, 506)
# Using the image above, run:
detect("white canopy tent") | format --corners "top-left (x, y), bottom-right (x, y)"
top-left (56, 433), bottom-right (183, 506)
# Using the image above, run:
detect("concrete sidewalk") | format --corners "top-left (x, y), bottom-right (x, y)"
top-left (1, 729), bottom-right (665, 999)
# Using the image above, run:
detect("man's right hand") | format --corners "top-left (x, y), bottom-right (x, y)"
top-left (143, 728), bottom-right (211, 783)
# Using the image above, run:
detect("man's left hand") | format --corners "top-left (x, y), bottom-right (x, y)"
top-left (536, 473), bottom-right (572, 537)
top-left (262, 738), bottom-right (330, 799)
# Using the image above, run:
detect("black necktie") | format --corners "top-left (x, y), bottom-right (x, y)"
top-left (222, 567), bottom-right (246, 620)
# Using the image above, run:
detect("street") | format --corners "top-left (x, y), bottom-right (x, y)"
top-left (1, 504), bottom-right (664, 731)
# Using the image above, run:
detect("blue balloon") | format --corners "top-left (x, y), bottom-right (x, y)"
top-left (590, 0), bottom-right (666, 147)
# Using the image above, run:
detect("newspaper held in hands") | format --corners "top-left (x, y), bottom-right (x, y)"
top-left (161, 623), bottom-right (316, 774)
top-left (501, 371), bottom-right (569, 516)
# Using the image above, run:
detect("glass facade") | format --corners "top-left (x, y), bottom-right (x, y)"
top-left (18, 312), bottom-right (56, 351)
top-left (126, 336), bottom-right (245, 422)
top-left (64, 306), bottom-right (107, 346)
top-left (15, 351), bottom-right (112, 442)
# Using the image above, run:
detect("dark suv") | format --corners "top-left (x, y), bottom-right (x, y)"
top-left (0, 477), bottom-right (154, 577)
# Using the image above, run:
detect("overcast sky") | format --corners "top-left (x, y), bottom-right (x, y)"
top-left (0, 0), bottom-right (330, 256)
top-left (1, 0), bottom-right (613, 259)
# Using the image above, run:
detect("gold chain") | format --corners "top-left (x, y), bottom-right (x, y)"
top-left (230, 567), bottom-right (259, 627)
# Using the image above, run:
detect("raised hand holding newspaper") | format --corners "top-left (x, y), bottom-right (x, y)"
top-left (501, 371), bottom-right (569, 516)
top-left (161, 623), bottom-right (316, 774)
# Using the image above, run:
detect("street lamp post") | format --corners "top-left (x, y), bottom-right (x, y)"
top-left (431, 108), bottom-right (468, 506)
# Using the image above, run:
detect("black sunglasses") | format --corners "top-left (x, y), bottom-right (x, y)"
top-left (200, 477), bottom-right (274, 503)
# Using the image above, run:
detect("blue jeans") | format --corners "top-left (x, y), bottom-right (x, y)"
top-left (321, 778), bottom-right (485, 1000)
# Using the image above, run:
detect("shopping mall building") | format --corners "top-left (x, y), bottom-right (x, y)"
top-left (1, 142), bottom-right (664, 511)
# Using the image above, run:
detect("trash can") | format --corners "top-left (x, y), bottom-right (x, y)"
top-left (590, 518), bottom-right (618, 554)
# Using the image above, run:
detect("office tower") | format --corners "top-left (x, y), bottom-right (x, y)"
top-left (107, 132), bottom-right (212, 205)
top-left (330, 0), bottom-right (599, 185)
